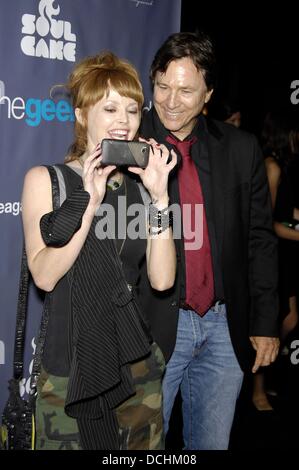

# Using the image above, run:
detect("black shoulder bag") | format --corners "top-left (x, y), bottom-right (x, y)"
top-left (1, 166), bottom-right (60, 450)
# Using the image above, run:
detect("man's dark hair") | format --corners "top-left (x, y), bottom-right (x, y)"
top-left (150, 31), bottom-right (217, 91)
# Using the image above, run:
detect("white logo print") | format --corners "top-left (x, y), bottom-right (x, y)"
top-left (130, 0), bottom-right (154, 7)
top-left (21, 0), bottom-right (76, 62)
top-left (0, 340), bottom-right (5, 365)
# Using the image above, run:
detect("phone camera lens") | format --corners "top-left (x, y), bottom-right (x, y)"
top-left (141, 147), bottom-right (147, 153)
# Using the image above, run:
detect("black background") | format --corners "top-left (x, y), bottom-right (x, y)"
top-left (174, 3), bottom-right (299, 451)
top-left (181, 1), bottom-right (299, 134)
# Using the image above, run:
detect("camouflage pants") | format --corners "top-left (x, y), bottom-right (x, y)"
top-left (35, 343), bottom-right (165, 450)
top-left (116, 342), bottom-right (165, 450)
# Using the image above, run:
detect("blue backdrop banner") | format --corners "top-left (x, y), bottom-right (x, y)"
top-left (0, 0), bottom-right (181, 413)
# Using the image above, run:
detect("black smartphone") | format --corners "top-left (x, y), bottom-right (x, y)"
top-left (101, 139), bottom-right (150, 168)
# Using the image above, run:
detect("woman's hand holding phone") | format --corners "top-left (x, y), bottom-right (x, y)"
top-left (128, 138), bottom-right (177, 207)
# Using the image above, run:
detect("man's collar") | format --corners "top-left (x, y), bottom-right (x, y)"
top-left (151, 107), bottom-right (208, 141)
top-left (144, 106), bottom-right (223, 142)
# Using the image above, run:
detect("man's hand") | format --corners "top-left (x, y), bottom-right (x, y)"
top-left (249, 336), bottom-right (280, 373)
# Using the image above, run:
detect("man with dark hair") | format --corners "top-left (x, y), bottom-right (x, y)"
top-left (139, 31), bottom-right (280, 450)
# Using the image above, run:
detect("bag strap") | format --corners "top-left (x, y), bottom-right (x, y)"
top-left (47, 165), bottom-right (61, 209)
top-left (13, 165), bottom-right (61, 382)
top-left (13, 246), bottom-right (30, 379)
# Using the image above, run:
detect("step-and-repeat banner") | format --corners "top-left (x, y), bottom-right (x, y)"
top-left (0, 0), bottom-right (181, 411)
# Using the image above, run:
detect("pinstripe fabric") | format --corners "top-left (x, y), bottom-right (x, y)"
top-left (40, 165), bottom-right (153, 449)
top-left (40, 185), bottom-right (90, 247)
top-left (65, 220), bottom-right (152, 401)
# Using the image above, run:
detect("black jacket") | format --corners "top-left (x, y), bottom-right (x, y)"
top-left (138, 108), bottom-right (279, 372)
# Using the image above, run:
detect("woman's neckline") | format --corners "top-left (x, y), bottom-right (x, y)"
top-left (65, 162), bottom-right (124, 191)
top-left (66, 162), bottom-right (82, 176)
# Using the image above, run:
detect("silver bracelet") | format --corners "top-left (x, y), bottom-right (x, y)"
top-left (149, 204), bottom-right (172, 235)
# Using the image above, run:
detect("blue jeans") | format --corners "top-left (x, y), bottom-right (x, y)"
top-left (162, 304), bottom-right (244, 450)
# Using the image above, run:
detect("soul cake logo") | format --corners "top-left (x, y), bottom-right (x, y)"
top-left (21, 0), bottom-right (76, 62)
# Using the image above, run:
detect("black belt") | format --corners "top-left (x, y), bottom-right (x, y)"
top-left (179, 299), bottom-right (225, 310)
